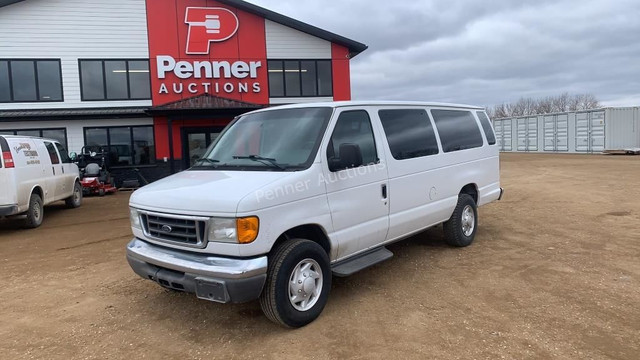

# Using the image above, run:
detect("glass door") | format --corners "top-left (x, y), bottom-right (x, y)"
top-left (182, 127), bottom-right (224, 169)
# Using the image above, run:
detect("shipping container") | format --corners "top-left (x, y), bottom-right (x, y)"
top-left (493, 107), bottom-right (640, 153)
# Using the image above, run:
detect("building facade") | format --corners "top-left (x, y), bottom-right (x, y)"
top-left (0, 0), bottom-right (367, 184)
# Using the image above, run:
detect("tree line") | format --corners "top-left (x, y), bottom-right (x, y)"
top-left (487, 93), bottom-right (600, 119)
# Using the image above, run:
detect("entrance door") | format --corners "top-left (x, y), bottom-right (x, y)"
top-left (181, 127), bottom-right (224, 169)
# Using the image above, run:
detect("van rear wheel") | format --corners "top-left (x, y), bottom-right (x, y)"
top-left (65, 181), bottom-right (83, 208)
top-left (259, 238), bottom-right (331, 328)
top-left (25, 193), bottom-right (43, 229)
top-left (443, 194), bottom-right (477, 247)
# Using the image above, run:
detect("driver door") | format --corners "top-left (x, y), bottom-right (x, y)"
top-left (322, 109), bottom-right (390, 261)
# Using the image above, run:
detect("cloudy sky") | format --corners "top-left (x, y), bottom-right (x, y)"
top-left (249, 0), bottom-right (640, 107)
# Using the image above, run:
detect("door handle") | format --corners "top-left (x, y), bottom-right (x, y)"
top-left (62, 167), bottom-right (65, 174)
top-left (381, 184), bottom-right (387, 199)
top-left (52, 167), bottom-right (55, 175)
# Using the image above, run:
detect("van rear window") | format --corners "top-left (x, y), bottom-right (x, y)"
top-left (431, 109), bottom-right (484, 152)
top-left (476, 111), bottom-right (496, 145)
top-left (378, 109), bottom-right (439, 160)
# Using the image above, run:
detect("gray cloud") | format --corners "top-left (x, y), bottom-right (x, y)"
top-left (249, 0), bottom-right (640, 107)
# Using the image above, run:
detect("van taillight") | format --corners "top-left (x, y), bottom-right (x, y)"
top-left (2, 151), bottom-right (14, 168)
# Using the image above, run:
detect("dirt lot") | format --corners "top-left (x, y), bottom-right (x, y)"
top-left (0, 153), bottom-right (638, 359)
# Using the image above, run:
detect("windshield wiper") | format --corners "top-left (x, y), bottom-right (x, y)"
top-left (193, 158), bottom-right (220, 167)
top-left (232, 155), bottom-right (285, 170)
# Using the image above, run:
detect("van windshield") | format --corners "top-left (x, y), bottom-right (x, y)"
top-left (193, 107), bottom-right (333, 171)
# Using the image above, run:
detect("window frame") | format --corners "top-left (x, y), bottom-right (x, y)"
top-left (326, 109), bottom-right (380, 171)
top-left (267, 59), bottom-right (333, 98)
top-left (0, 59), bottom-right (64, 103)
top-left (0, 128), bottom-right (68, 148)
top-left (82, 125), bottom-right (156, 167)
top-left (78, 59), bottom-right (152, 101)
top-left (378, 108), bottom-right (440, 160)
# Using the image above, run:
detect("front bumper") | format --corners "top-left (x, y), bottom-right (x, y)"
top-left (126, 238), bottom-right (267, 303)
top-left (0, 204), bottom-right (19, 216)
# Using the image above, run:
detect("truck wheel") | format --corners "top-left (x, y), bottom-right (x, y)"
top-left (65, 181), bottom-right (83, 208)
top-left (443, 194), bottom-right (478, 247)
top-left (260, 238), bottom-right (331, 328)
top-left (25, 193), bottom-right (44, 229)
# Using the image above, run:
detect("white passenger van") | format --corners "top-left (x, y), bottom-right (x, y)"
top-left (0, 135), bottom-right (82, 228)
top-left (126, 101), bottom-right (503, 327)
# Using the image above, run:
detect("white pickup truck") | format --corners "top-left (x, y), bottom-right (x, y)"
top-left (126, 101), bottom-right (503, 327)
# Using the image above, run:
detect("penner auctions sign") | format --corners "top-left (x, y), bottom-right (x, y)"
top-left (146, 2), bottom-right (269, 105)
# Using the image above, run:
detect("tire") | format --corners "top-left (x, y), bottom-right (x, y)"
top-left (98, 188), bottom-right (105, 197)
top-left (65, 181), bottom-right (83, 208)
top-left (260, 238), bottom-right (331, 328)
top-left (443, 194), bottom-right (478, 247)
top-left (25, 193), bottom-right (44, 229)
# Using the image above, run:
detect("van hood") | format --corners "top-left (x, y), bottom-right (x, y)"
top-left (129, 170), bottom-right (293, 214)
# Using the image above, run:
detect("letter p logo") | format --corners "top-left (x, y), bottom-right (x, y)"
top-left (185, 7), bottom-right (239, 55)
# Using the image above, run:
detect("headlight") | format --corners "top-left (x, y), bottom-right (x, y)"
top-left (208, 216), bottom-right (259, 244)
top-left (130, 207), bottom-right (141, 229)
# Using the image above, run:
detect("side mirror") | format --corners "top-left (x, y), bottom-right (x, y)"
top-left (69, 152), bottom-right (77, 161)
top-left (328, 143), bottom-right (363, 172)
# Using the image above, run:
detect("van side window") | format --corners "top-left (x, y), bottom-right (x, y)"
top-left (54, 142), bottom-right (71, 164)
top-left (431, 109), bottom-right (484, 152)
top-left (476, 111), bottom-right (496, 145)
top-left (44, 141), bottom-right (60, 164)
top-left (379, 109), bottom-right (439, 160)
top-left (327, 110), bottom-right (378, 168)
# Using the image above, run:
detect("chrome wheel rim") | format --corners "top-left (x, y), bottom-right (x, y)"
top-left (33, 203), bottom-right (42, 221)
top-left (74, 186), bottom-right (81, 204)
top-left (461, 205), bottom-right (475, 236)
top-left (288, 258), bottom-right (323, 312)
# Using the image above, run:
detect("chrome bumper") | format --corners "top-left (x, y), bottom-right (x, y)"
top-left (126, 238), bottom-right (267, 303)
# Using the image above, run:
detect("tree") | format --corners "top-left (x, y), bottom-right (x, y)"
top-left (489, 93), bottom-right (600, 118)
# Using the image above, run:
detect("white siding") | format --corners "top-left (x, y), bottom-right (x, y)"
top-left (0, 117), bottom-right (153, 153)
top-left (0, 0), bottom-right (151, 110)
top-left (269, 97), bottom-right (333, 105)
top-left (265, 20), bottom-right (331, 59)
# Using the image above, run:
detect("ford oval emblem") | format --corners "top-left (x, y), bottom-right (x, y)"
top-left (161, 225), bottom-right (173, 233)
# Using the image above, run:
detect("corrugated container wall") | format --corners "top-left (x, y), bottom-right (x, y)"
top-left (493, 106), bottom-right (640, 153)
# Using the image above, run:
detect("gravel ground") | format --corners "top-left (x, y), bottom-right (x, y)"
top-left (0, 153), bottom-right (638, 359)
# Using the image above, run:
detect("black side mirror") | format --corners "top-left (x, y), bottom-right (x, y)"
top-left (328, 143), bottom-right (363, 172)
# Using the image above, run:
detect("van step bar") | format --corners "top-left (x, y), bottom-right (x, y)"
top-left (331, 247), bottom-right (393, 277)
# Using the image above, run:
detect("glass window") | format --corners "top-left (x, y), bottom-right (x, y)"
top-left (42, 129), bottom-right (67, 146)
top-left (476, 111), bottom-right (496, 145)
top-left (11, 61), bottom-right (37, 101)
top-left (55, 143), bottom-right (71, 164)
top-left (84, 126), bottom-right (154, 166)
top-left (36, 61), bottom-right (63, 101)
top-left (80, 59), bottom-right (150, 101)
top-left (104, 61), bottom-right (129, 100)
top-left (108, 127), bottom-right (132, 166)
top-left (300, 61), bottom-right (317, 96)
top-left (16, 129), bottom-right (40, 137)
top-left (431, 109), bottom-right (484, 152)
top-left (128, 60), bottom-right (151, 99)
top-left (267, 60), bottom-right (284, 97)
top-left (268, 60), bottom-right (332, 98)
top-left (80, 61), bottom-right (105, 100)
top-left (379, 109), bottom-right (439, 160)
top-left (132, 126), bottom-right (155, 165)
top-left (328, 110), bottom-right (378, 167)
top-left (0, 61), bottom-right (10, 102)
top-left (45, 142), bottom-right (60, 165)
top-left (284, 61), bottom-right (301, 97)
top-left (85, 128), bottom-right (108, 147)
top-left (317, 61), bottom-right (332, 96)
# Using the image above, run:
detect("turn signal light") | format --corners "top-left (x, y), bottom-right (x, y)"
top-left (237, 216), bottom-right (259, 244)
top-left (2, 151), bottom-right (14, 168)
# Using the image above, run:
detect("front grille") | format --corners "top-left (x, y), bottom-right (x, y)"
top-left (141, 213), bottom-right (207, 247)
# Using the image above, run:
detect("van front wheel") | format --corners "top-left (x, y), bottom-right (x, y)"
top-left (443, 194), bottom-right (477, 247)
top-left (260, 239), bottom-right (331, 328)
top-left (25, 193), bottom-right (44, 229)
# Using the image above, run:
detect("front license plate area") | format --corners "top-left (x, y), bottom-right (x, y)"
top-left (195, 277), bottom-right (230, 303)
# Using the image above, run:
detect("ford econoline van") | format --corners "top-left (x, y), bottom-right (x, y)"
top-left (0, 135), bottom-right (82, 228)
top-left (126, 101), bottom-right (503, 327)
